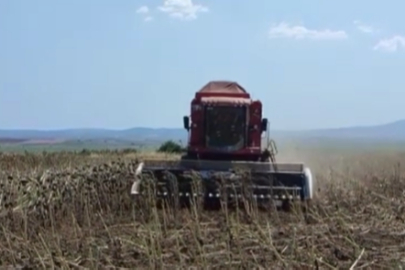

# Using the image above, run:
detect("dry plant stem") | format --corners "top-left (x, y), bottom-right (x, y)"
top-left (350, 248), bottom-right (365, 270)
top-left (0, 150), bottom-right (405, 268)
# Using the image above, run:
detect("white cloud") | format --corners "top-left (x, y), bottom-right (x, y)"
top-left (373, 35), bottom-right (405, 52)
top-left (353, 20), bottom-right (375, 34)
top-left (136, 6), bottom-right (149, 14)
top-left (269, 22), bottom-right (348, 40)
top-left (137, 6), bottom-right (152, 22)
top-left (158, 0), bottom-right (208, 20)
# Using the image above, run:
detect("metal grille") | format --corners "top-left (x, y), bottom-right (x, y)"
top-left (205, 106), bottom-right (246, 150)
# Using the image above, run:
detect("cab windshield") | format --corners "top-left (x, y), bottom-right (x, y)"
top-left (205, 105), bottom-right (246, 151)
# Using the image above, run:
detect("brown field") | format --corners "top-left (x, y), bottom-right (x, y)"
top-left (0, 148), bottom-right (405, 269)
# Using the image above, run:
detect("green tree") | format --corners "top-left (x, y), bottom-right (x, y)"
top-left (157, 140), bottom-right (184, 154)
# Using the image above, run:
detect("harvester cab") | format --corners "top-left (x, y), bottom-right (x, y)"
top-left (181, 81), bottom-right (276, 163)
top-left (131, 81), bottom-right (314, 209)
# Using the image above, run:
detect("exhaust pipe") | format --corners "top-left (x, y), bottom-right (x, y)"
top-left (131, 162), bottom-right (144, 195)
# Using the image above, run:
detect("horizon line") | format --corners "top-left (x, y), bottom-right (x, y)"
top-left (0, 118), bottom-right (404, 133)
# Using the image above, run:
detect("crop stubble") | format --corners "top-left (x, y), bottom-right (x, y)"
top-left (0, 149), bottom-right (405, 269)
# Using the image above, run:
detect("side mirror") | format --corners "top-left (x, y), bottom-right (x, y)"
top-left (183, 116), bottom-right (190, 131)
top-left (261, 118), bottom-right (268, 132)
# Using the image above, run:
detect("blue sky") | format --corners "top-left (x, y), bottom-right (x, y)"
top-left (1, 0), bottom-right (405, 130)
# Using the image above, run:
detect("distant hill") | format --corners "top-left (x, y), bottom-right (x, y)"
top-left (1, 119), bottom-right (405, 144)
top-left (289, 119), bottom-right (405, 141)
top-left (0, 128), bottom-right (186, 143)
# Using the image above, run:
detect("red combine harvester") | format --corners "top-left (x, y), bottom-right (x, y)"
top-left (131, 81), bottom-right (314, 209)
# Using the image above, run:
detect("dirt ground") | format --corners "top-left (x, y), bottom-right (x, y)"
top-left (0, 148), bottom-right (404, 269)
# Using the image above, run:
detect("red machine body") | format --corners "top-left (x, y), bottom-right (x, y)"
top-left (130, 80), bottom-right (314, 205)
top-left (183, 81), bottom-right (268, 162)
